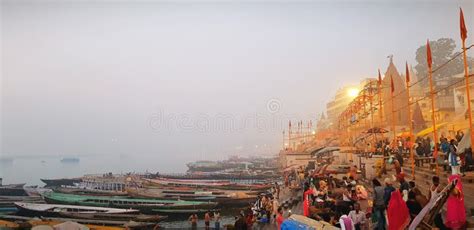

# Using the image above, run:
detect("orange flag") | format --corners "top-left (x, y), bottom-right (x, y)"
top-left (427, 40), bottom-right (433, 68)
top-left (460, 8), bottom-right (468, 41)
top-left (405, 62), bottom-right (410, 83)
top-left (390, 75), bottom-right (395, 93)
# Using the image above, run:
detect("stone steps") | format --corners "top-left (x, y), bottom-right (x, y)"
top-left (401, 165), bottom-right (474, 216)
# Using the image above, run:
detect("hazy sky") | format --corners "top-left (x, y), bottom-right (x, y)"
top-left (1, 0), bottom-right (473, 162)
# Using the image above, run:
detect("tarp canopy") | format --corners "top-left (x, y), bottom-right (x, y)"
top-left (281, 215), bottom-right (339, 230)
top-left (416, 122), bottom-right (448, 137)
top-left (308, 146), bottom-right (324, 156)
top-left (354, 133), bottom-right (371, 144)
top-left (312, 147), bottom-right (340, 158)
top-left (283, 164), bottom-right (302, 173)
top-left (53, 221), bottom-right (89, 230)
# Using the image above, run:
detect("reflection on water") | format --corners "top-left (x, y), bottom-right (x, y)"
top-left (0, 155), bottom-right (187, 185)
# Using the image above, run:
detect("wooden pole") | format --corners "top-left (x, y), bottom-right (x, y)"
top-left (282, 130), bottom-right (285, 150)
top-left (390, 75), bottom-right (397, 149)
top-left (427, 40), bottom-right (439, 175)
top-left (370, 81), bottom-right (376, 152)
top-left (406, 62), bottom-right (415, 179)
top-left (462, 38), bottom-right (474, 151)
top-left (460, 7), bottom-right (473, 152)
top-left (288, 121), bottom-right (291, 149)
top-left (378, 69), bottom-right (384, 139)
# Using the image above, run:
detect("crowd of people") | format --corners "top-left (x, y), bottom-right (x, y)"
top-left (187, 134), bottom-right (470, 230)
top-left (368, 130), bottom-right (473, 177)
top-left (188, 182), bottom-right (284, 230)
top-left (235, 182), bottom-right (285, 229)
top-left (300, 169), bottom-right (370, 230)
top-left (296, 154), bottom-right (468, 230)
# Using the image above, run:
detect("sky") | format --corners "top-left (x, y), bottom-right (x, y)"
top-left (1, 0), bottom-right (473, 164)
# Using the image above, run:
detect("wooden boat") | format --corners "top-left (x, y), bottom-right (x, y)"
top-left (41, 178), bottom-right (82, 187)
top-left (0, 214), bottom-right (149, 229)
top-left (0, 219), bottom-right (20, 228)
top-left (53, 187), bottom-right (128, 196)
top-left (157, 172), bottom-right (278, 180)
top-left (28, 220), bottom-right (126, 230)
top-left (148, 178), bottom-right (232, 187)
top-left (24, 186), bottom-right (52, 197)
top-left (127, 187), bottom-right (257, 206)
top-left (43, 192), bottom-right (217, 214)
top-left (14, 202), bottom-right (139, 216)
top-left (152, 208), bottom-right (219, 215)
top-left (59, 212), bottom-right (167, 222)
top-left (0, 183), bottom-right (28, 196)
top-left (145, 178), bottom-right (272, 191)
top-left (60, 157), bottom-right (80, 163)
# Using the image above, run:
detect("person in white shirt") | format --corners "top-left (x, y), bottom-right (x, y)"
top-left (339, 214), bottom-right (355, 230)
top-left (348, 203), bottom-right (366, 230)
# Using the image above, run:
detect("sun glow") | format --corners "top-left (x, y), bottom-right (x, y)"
top-left (347, 88), bottom-right (359, 98)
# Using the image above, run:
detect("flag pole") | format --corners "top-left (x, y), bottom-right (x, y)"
top-left (370, 81), bottom-right (376, 153)
top-left (460, 8), bottom-right (474, 151)
top-left (288, 121), bottom-right (291, 150)
top-left (406, 62), bottom-right (415, 179)
top-left (378, 70), bottom-right (384, 139)
top-left (390, 75), bottom-right (397, 149)
top-left (377, 74), bottom-right (386, 172)
top-left (282, 130), bottom-right (285, 150)
top-left (349, 104), bottom-right (354, 162)
top-left (427, 39), bottom-right (439, 175)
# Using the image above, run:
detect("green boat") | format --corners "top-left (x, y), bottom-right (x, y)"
top-left (152, 208), bottom-right (219, 215)
top-left (43, 192), bottom-right (217, 214)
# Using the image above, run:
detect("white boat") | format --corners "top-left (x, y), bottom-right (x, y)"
top-left (14, 202), bottom-right (139, 215)
top-left (23, 186), bottom-right (52, 197)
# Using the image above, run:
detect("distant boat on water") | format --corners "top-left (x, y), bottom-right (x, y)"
top-left (60, 157), bottom-right (80, 163)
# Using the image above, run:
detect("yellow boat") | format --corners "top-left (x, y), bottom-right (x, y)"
top-left (28, 219), bottom-right (125, 230)
top-left (87, 225), bottom-right (125, 230)
top-left (0, 219), bottom-right (20, 228)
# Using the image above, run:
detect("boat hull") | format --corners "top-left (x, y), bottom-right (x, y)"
top-left (14, 202), bottom-right (138, 218)
top-left (40, 178), bottom-right (82, 187)
top-left (0, 187), bottom-right (27, 197)
top-left (144, 178), bottom-right (272, 191)
top-left (59, 212), bottom-right (167, 223)
top-left (53, 187), bottom-right (127, 196)
top-left (43, 192), bottom-right (218, 214)
top-left (126, 188), bottom-right (256, 207)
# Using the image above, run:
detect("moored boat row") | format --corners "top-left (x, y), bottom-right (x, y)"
top-left (1, 156), bottom-right (278, 228)
top-left (42, 192), bottom-right (218, 214)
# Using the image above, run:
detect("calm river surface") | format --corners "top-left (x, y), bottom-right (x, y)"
top-left (0, 154), bottom-right (188, 185)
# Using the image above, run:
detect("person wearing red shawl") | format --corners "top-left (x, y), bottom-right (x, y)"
top-left (387, 189), bottom-right (410, 230)
top-left (445, 174), bottom-right (466, 229)
top-left (303, 186), bottom-right (313, 217)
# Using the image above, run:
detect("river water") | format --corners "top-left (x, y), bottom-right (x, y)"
top-left (0, 154), bottom-right (187, 185)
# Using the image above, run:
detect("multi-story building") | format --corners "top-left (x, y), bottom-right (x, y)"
top-left (326, 85), bottom-right (359, 128)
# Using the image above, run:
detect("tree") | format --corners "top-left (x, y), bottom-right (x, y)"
top-left (414, 38), bottom-right (474, 83)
